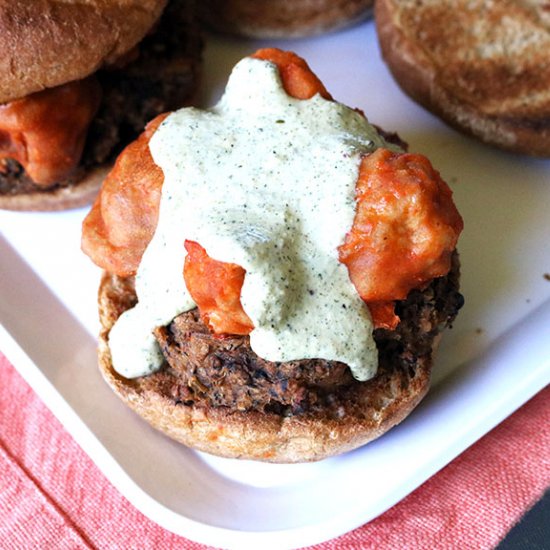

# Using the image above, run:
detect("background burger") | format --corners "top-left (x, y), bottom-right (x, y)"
top-left (197, 0), bottom-right (374, 38)
top-left (82, 49), bottom-right (464, 463)
top-left (0, 0), bottom-right (201, 211)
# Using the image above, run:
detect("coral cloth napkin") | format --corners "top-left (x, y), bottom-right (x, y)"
top-left (0, 352), bottom-right (548, 549)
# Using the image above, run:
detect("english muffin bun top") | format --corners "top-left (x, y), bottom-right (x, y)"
top-left (376, 0), bottom-right (550, 156)
top-left (0, 0), bottom-right (167, 103)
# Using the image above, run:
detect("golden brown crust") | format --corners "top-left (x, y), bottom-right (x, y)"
top-left (0, 165), bottom-right (109, 211)
top-left (0, 0), bottom-right (167, 103)
top-left (198, 0), bottom-right (373, 38)
top-left (97, 272), bottom-right (432, 463)
top-left (375, 0), bottom-right (550, 156)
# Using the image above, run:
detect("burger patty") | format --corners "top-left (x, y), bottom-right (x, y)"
top-left (146, 252), bottom-right (463, 418)
top-left (0, 0), bottom-right (201, 196)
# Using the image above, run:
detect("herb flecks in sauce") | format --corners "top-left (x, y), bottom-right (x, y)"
top-left (109, 57), bottom-right (391, 380)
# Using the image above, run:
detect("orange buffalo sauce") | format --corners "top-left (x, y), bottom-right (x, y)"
top-left (184, 240), bottom-right (253, 335)
top-left (0, 78), bottom-right (101, 186)
top-left (339, 148), bottom-right (463, 329)
top-left (251, 48), bottom-right (332, 100)
top-left (82, 114), bottom-right (166, 277)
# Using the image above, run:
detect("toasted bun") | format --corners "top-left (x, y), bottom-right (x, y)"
top-left (97, 273), bottom-right (434, 463)
top-left (0, 166), bottom-right (109, 212)
top-left (375, 0), bottom-right (550, 156)
top-left (198, 0), bottom-right (373, 38)
top-left (0, 0), bottom-right (167, 103)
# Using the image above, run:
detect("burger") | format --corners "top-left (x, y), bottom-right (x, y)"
top-left (82, 49), bottom-right (464, 463)
top-left (0, 0), bottom-right (201, 211)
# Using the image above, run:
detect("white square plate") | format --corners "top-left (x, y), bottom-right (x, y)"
top-left (1, 22), bottom-right (549, 549)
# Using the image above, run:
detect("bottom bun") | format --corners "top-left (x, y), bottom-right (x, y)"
top-left (0, 165), bottom-right (109, 212)
top-left (97, 255), bottom-right (462, 463)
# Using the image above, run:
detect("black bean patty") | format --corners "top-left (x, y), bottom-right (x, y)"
top-left (151, 252), bottom-right (463, 417)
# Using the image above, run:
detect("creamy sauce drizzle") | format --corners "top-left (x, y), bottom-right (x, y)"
top-left (109, 57), bottom-right (392, 381)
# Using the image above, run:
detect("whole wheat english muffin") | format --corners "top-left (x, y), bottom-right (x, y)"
top-left (0, 0), bottom-right (201, 211)
top-left (375, 0), bottom-right (550, 156)
top-left (198, 0), bottom-right (373, 38)
top-left (82, 49), bottom-right (464, 462)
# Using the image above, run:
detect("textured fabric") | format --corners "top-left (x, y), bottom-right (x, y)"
top-left (0, 352), bottom-right (548, 549)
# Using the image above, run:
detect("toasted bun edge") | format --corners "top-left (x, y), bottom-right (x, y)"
top-left (0, 0), bottom-right (168, 103)
top-left (0, 165), bottom-right (110, 212)
top-left (375, 0), bottom-right (550, 157)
